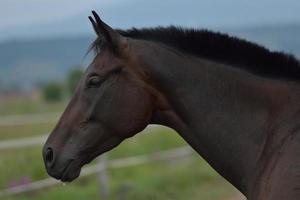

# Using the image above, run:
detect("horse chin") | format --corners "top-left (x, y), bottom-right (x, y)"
top-left (59, 137), bottom-right (123, 182)
top-left (60, 151), bottom-right (100, 182)
top-left (60, 160), bottom-right (82, 182)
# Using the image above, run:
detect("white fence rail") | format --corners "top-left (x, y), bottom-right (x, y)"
top-left (0, 117), bottom-right (190, 198)
top-left (0, 146), bottom-right (193, 197)
top-left (0, 114), bottom-right (245, 200)
top-left (0, 125), bottom-right (162, 150)
top-left (0, 135), bottom-right (48, 150)
top-left (0, 112), bottom-right (60, 126)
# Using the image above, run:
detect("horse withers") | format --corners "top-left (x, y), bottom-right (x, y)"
top-left (43, 11), bottom-right (300, 200)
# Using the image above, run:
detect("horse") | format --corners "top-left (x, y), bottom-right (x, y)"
top-left (43, 11), bottom-right (300, 200)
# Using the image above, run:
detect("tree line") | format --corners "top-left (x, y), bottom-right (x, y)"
top-left (42, 67), bottom-right (83, 102)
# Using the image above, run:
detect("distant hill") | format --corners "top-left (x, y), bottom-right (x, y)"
top-left (1, 24), bottom-right (300, 91)
top-left (0, 36), bottom-right (94, 91)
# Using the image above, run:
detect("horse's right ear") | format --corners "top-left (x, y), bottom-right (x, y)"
top-left (88, 11), bottom-right (127, 52)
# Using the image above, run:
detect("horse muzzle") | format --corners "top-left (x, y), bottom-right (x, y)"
top-left (42, 145), bottom-right (81, 182)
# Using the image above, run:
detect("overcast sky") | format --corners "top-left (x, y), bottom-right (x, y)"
top-left (0, 0), bottom-right (300, 41)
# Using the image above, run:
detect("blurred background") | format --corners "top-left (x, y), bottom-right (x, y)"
top-left (0, 0), bottom-right (299, 199)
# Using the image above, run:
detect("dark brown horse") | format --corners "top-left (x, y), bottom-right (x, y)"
top-left (43, 11), bottom-right (300, 200)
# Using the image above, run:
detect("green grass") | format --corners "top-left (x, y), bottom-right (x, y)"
top-left (0, 98), bottom-right (67, 116)
top-left (0, 123), bottom-right (55, 140)
top-left (109, 127), bottom-right (186, 159)
top-left (0, 127), bottom-right (185, 189)
top-left (4, 159), bottom-right (238, 200)
top-left (0, 146), bottom-right (46, 189)
top-left (0, 99), bottom-right (240, 200)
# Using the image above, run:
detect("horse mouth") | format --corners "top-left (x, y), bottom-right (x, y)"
top-left (60, 160), bottom-right (82, 182)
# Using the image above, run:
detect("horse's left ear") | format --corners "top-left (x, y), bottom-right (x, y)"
top-left (89, 11), bottom-right (127, 51)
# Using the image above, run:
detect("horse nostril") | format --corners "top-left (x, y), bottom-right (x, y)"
top-left (45, 147), bottom-right (55, 167)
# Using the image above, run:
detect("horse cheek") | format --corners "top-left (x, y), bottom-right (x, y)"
top-left (116, 87), bottom-right (153, 138)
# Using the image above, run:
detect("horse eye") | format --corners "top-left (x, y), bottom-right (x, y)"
top-left (87, 76), bottom-right (102, 88)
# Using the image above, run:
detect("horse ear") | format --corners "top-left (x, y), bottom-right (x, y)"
top-left (88, 11), bottom-right (127, 51)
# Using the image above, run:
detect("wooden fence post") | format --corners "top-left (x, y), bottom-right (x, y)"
top-left (97, 154), bottom-right (109, 199)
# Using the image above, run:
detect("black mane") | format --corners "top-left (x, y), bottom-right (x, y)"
top-left (94, 26), bottom-right (300, 81)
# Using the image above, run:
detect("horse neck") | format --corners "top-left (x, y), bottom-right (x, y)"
top-left (137, 42), bottom-right (278, 195)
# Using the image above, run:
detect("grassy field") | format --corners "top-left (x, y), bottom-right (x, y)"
top-left (0, 98), bottom-right (240, 200)
top-left (0, 98), bottom-right (67, 116)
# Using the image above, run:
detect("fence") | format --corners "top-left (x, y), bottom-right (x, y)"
top-left (0, 112), bottom-right (59, 126)
top-left (0, 145), bottom-right (193, 197)
top-left (0, 115), bottom-right (194, 198)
